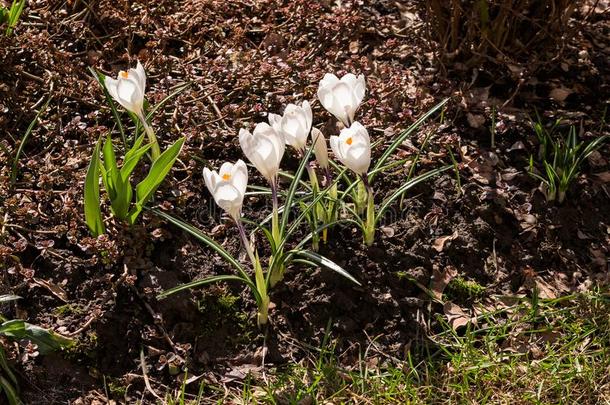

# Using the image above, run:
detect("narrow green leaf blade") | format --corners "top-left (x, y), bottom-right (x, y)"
top-left (292, 250), bottom-right (361, 286)
top-left (21, 323), bottom-right (73, 355)
top-left (0, 295), bottom-right (20, 303)
top-left (84, 139), bottom-right (105, 236)
top-left (157, 275), bottom-right (248, 299)
top-left (374, 98), bottom-right (449, 172)
top-left (377, 165), bottom-right (452, 222)
top-left (129, 137), bottom-right (185, 223)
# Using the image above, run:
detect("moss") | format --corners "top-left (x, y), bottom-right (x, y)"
top-left (63, 332), bottom-right (98, 360)
top-left (395, 271), bottom-right (409, 280)
top-left (106, 378), bottom-right (127, 398)
top-left (446, 277), bottom-right (486, 302)
top-left (54, 304), bottom-right (84, 317)
top-left (198, 291), bottom-right (251, 344)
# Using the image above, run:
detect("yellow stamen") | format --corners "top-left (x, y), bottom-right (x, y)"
top-left (120, 71), bottom-right (129, 79)
top-left (346, 137), bottom-right (353, 145)
top-left (222, 173), bottom-right (231, 181)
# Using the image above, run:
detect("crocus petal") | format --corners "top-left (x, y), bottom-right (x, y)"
top-left (231, 159), bottom-right (248, 198)
top-left (317, 73), bottom-right (366, 126)
top-left (329, 136), bottom-right (341, 161)
top-left (214, 183), bottom-right (241, 218)
top-left (104, 77), bottom-right (119, 99)
top-left (319, 73), bottom-right (340, 88)
top-left (268, 113), bottom-right (282, 132)
top-left (335, 122), bottom-right (371, 175)
top-left (134, 61), bottom-right (146, 94)
top-left (350, 121), bottom-right (370, 145)
top-left (203, 167), bottom-right (217, 194)
top-left (311, 128), bottom-right (328, 169)
top-left (239, 125), bottom-right (284, 183)
top-left (302, 100), bottom-right (313, 131)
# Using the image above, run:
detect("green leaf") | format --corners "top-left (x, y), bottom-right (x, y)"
top-left (0, 7), bottom-right (8, 25)
top-left (102, 136), bottom-right (132, 219)
top-left (128, 137), bottom-right (185, 224)
top-left (21, 323), bottom-right (73, 355)
top-left (0, 320), bottom-right (25, 337)
top-left (0, 374), bottom-right (19, 405)
top-left (157, 275), bottom-right (252, 301)
top-left (120, 141), bottom-right (153, 183)
top-left (84, 138), bottom-right (105, 236)
top-left (280, 145), bottom-right (314, 233)
top-left (5, 0), bottom-right (25, 36)
top-left (11, 95), bottom-right (51, 185)
top-left (0, 295), bottom-right (20, 303)
top-left (0, 347), bottom-right (17, 387)
top-left (290, 250), bottom-right (361, 286)
top-left (376, 165), bottom-right (452, 223)
top-left (373, 98), bottom-right (449, 172)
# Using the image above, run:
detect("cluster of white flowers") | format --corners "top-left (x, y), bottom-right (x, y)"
top-left (206, 73), bottom-right (370, 220)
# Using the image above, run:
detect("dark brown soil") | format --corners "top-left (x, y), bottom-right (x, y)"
top-left (0, 0), bottom-right (608, 403)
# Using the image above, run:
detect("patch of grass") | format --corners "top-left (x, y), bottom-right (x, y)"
top-left (160, 290), bottom-right (610, 403)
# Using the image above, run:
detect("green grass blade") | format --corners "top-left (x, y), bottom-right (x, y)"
top-left (376, 165), bottom-right (452, 222)
top-left (0, 295), bottom-right (20, 303)
top-left (146, 82), bottom-right (192, 120)
top-left (84, 138), bottom-right (105, 236)
top-left (373, 98), bottom-right (449, 172)
top-left (21, 323), bottom-right (73, 354)
top-left (0, 347), bottom-right (17, 387)
top-left (280, 145), bottom-right (314, 233)
top-left (10, 95), bottom-right (51, 185)
top-left (121, 139), bottom-right (153, 182)
top-left (289, 250), bottom-right (361, 286)
top-left (157, 275), bottom-right (254, 301)
top-left (5, 0), bottom-right (25, 36)
top-left (0, 374), bottom-right (19, 405)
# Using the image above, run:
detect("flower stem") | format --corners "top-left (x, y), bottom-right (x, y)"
top-left (138, 112), bottom-right (161, 160)
top-left (236, 219), bottom-right (256, 265)
top-left (236, 218), bottom-right (269, 326)
top-left (271, 179), bottom-right (281, 246)
top-left (361, 174), bottom-right (375, 246)
top-left (306, 163), bottom-right (320, 251)
top-left (269, 179), bottom-right (284, 287)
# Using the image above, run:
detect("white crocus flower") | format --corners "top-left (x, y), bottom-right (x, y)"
top-left (311, 127), bottom-right (328, 170)
top-left (329, 121), bottom-right (371, 176)
top-left (104, 61), bottom-right (146, 118)
top-left (276, 101), bottom-right (312, 152)
top-left (317, 73), bottom-right (366, 127)
top-left (238, 123), bottom-right (285, 184)
top-left (203, 160), bottom-right (248, 221)
top-left (104, 61), bottom-right (160, 159)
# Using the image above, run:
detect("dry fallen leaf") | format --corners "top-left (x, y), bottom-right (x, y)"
top-left (467, 113), bottom-right (486, 129)
top-left (31, 277), bottom-right (69, 302)
top-left (433, 230), bottom-right (459, 252)
top-left (431, 265), bottom-right (458, 300)
top-left (444, 301), bottom-right (473, 330)
top-left (549, 86), bottom-right (573, 102)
